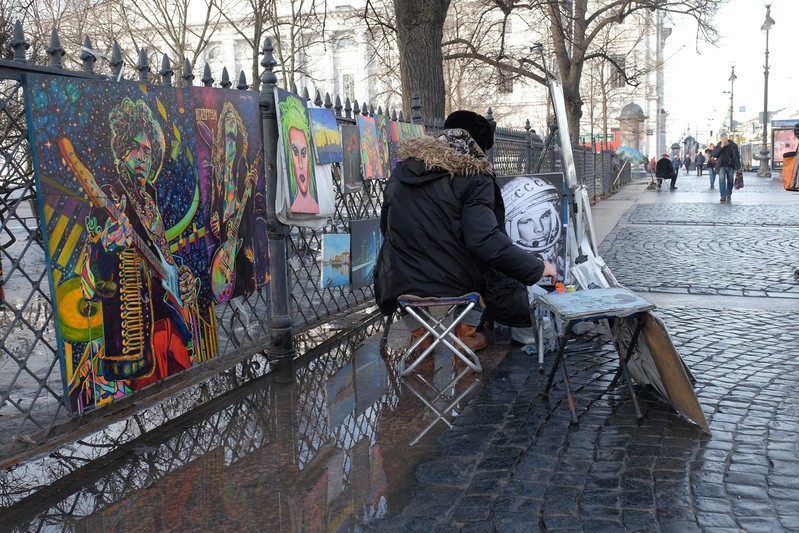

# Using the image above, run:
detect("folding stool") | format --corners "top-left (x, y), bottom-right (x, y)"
top-left (397, 292), bottom-right (484, 377)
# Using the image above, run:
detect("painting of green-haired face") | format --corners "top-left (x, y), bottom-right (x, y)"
top-left (276, 88), bottom-right (319, 214)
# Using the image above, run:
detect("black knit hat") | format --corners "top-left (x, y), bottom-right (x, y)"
top-left (444, 110), bottom-right (496, 152)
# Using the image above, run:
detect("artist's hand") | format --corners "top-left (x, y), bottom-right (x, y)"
top-left (101, 195), bottom-right (133, 251)
top-left (178, 265), bottom-right (198, 307)
top-left (541, 260), bottom-right (558, 281)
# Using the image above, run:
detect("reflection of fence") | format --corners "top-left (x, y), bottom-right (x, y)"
top-left (0, 24), bottom-right (621, 468)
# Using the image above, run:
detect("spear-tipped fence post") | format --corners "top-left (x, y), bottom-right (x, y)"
top-left (201, 63), bottom-right (213, 87)
top-left (220, 67), bottom-right (231, 88)
top-left (314, 90), bottom-right (323, 107)
top-left (334, 95), bottom-right (342, 116)
top-left (411, 92), bottom-right (422, 124)
top-left (344, 97), bottom-right (352, 119)
top-left (259, 37), bottom-right (296, 374)
top-left (324, 93), bottom-right (333, 110)
top-left (110, 41), bottom-right (123, 81)
top-left (182, 58), bottom-right (194, 86)
top-left (160, 54), bottom-right (173, 86)
top-left (137, 48), bottom-right (150, 83)
top-left (46, 28), bottom-right (64, 69)
top-left (80, 36), bottom-right (96, 73)
top-left (11, 21), bottom-right (28, 63)
top-left (237, 71), bottom-right (248, 90)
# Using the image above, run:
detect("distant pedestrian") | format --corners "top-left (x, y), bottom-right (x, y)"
top-left (711, 133), bottom-right (741, 202)
top-left (671, 155), bottom-right (681, 179)
top-left (695, 151), bottom-right (706, 176)
top-left (705, 145), bottom-right (717, 189)
top-left (656, 153), bottom-right (677, 190)
top-left (683, 154), bottom-right (691, 175)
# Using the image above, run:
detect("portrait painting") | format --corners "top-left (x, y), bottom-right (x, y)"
top-left (497, 173), bottom-right (567, 283)
top-left (349, 218), bottom-right (382, 290)
top-left (340, 124), bottom-right (363, 193)
top-left (193, 88), bottom-right (269, 304)
top-left (26, 74), bottom-right (220, 414)
top-left (308, 107), bottom-right (343, 164)
top-left (356, 115), bottom-right (385, 180)
top-left (276, 87), bottom-right (320, 214)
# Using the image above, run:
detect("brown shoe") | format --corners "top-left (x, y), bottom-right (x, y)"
top-left (455, 324), bottom-right (487, 352)
top-left (410, 327), bottom-right (433, 355)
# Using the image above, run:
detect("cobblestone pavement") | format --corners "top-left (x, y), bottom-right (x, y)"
top-left (366, 175), bottom-right (799, 532)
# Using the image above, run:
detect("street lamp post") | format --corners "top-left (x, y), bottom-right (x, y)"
top-left (758, 1), bottom-right (775, 178)
top-left (728, 63), bottom-right (737, 140)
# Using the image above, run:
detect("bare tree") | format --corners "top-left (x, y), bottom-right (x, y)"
top-left (444, 0), bottom-right (723, 140)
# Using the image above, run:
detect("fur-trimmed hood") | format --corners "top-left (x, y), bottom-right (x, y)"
top-left (397, 136), bottom-right (492, 178)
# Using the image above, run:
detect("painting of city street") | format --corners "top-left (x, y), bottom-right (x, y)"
top-left (321, 233), bottom-right (351, 288)
top-left (349, 218), bottom-right (381, 290)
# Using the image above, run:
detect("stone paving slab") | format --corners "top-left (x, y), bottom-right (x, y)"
top-left (622, 202), bottom-right (799, 227)
top-left (366, 306), bottom-right (799, 532)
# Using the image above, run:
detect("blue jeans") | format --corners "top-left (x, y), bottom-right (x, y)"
top-left (708, 166), bottom-right (717, 188)
top-left (718, 166), bottom-right (735, 198)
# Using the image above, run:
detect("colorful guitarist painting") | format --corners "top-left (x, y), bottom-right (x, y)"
top-left (194, 91), bottom-right (268, 302)
top-left (26, 75), bottom-right (223, 414)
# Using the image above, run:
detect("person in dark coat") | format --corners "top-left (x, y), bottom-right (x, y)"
top-left (711, 133), bottom-right (741, 202)
top-left (655, 152), bottom-right (677, 189)
top-left (374, 110), bottom-right (556, 352)
top-left (695, 151), bottom-right (706, 176)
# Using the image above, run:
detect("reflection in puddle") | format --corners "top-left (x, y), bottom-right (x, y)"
top-left (0, 321), bottom-right (487, 532)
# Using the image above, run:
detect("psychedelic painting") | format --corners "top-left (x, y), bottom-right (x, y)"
top-left (349, 218), bottom-right (382, 290)
top-left (193, 88), bottom-right (269, 303)
top-left (374, 114), bottom-right (391, 176)
top-left (388, 121), bottom-right (425, 170)
top-left (341, 124), bottom-right (363, 193)
top-left (321, 233), bottom-right (351, 288)
top-left (340, 124), bottom-right (363, 193)
top-left (276, 88), bottom-right (319, 214)
top-left (25, 74), bottom-right (236, 414)
top-left (308, 107), bottom-right (343, 164)
top-left (356, 115), bottom-right (385, 180)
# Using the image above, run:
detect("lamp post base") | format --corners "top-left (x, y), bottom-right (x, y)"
top-left (757, 154), bottom-right (772, 178)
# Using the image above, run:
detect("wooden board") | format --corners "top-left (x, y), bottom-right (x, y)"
top-left (612, 311), bottom-right (709, 434)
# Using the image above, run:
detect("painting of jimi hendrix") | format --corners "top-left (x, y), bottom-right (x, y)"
top-left (25, 75), bottom-right (265, 413)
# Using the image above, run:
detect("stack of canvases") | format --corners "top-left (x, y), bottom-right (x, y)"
top-left (272, 87), bottom-right (424, 289)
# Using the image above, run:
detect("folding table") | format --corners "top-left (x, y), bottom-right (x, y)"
top-left (533, 287), bottom-right (656, 423)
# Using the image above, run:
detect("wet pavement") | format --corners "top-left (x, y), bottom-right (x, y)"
top-left (2, 170), bottom-right (799, 532)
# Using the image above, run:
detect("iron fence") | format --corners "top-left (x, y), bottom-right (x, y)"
top-left (0, 24), bottom-right (623, 468)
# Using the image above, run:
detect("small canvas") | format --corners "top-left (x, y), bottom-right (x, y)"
top-left (308, 107), bottom-right (343, 164)
top-left (321, 233), bottom-right (351, 288)
top-left (388, 121), bottom-right (426, 171)
top-left (340, 124), bottom-right (363, 193)
top-left (356, 115), bottom-right (385, 180)
top-left (375, 114), bottom-right (391, 177)
top-left (349, 218), bottom-right (382, 290)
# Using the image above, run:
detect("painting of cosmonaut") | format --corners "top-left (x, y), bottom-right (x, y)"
top-left (498, 173), bottom-right (567, 282)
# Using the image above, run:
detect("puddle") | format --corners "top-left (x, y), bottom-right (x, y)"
top-left (0, 319), bottom-right (507, 532)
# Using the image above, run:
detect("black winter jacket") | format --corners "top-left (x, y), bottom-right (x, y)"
top-left (655, 157), bottom-right (675, 179)
top-left (374, 136), bottom-right (545, 315)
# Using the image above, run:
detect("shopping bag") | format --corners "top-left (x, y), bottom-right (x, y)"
top-left (734, 169), bottom-right (744, 190)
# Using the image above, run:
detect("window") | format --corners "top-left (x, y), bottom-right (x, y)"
top-left (610, 55), bottom-right (626, 88)
top-left (342, 73), bottom-right (355, 101)
top-left (498, 69), bottom-right (514, 94)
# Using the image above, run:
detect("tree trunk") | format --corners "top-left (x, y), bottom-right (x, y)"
top-left (393, 0), bottom-right (450, 119)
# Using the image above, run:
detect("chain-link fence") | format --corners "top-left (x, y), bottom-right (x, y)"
top-left (0, 26), bottom-right (628, 469)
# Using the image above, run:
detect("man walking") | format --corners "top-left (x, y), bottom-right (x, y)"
top-left (712, 133), bottom-right (741, 202)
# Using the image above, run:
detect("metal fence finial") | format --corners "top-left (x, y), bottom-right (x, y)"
top-left (160, 54), bottom-right (173, 86)
top-left (411, 92), bottom-right (422, 124)
top-left (11, 21), bottom-right (28, 63)
top-left (137, 48), bottom-right (150, 83)
top-left (237, 70), bottom-right (248, 90)
top-left (353, 99), bottom-right (360, 116)
top-left (302, 86), bottom-right (310, 102)
top-left (46, 28), bottom-right (64, 69)
top-left (80, 36), bottom-right (96, 73)
top-left (220, 67), bottom-right (231, 88)
top-left (398, 110), bottom-right (405, 122)
top-left (525, 119), bottom-right (531, 132)
top-left (334, 95), bottom-right (342, 116)
top-left (324, 93), bottom-right (333, 109)
top-left (368, 104), bottom-right (374, 116)
top-left (391, 109), bottom-right (397, 121)
top-left (182, 58), bottom-right (194, 85)
top-left (314, 90), bottom-right (322, 107)
top-left (486, 107), bottom-right (495, 127)
top-left (377, 106), bottom-right (383, 116)
top-left (260, 38), bottom-right (277, 87)
top-left (110, 41), bottom-right (123, 81)
top-left (201, 63), bottom-right (213, 87)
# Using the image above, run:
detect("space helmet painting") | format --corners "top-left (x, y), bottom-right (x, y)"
top-left (500, 174), bottom-right (566, 274)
